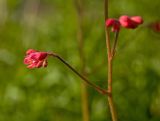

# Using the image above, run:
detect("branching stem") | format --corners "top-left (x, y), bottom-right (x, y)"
top-left (104, 0), bottom-right (118, 121)
top-left (49, 53), bottom-right (108, 95)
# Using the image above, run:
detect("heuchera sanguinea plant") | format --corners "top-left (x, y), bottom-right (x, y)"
top-left (24, 1), bottom-right (143, 121)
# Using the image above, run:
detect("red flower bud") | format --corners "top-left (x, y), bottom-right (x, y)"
top-left (106, 18), bottom-right (120, 32)
top-left (119, 15), bottom-right (143, 29)
top-left (148, 22), bottom-right (160, 32)
top-left (106, 18), bottom-right (115, 27)
top-left (24, 49), bottom-right (48, 69)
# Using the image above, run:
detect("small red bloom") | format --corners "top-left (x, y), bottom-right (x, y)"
top-left (106, 18), bottom-right (115, 27)
top-left (148, 22), bottom-right (160, 32)
top-left (106, 18), bottom-right (120, 32)
top-left (119, 15), bottom-right (143, 29)
top-left (24, 49), bottom-right (48, 69)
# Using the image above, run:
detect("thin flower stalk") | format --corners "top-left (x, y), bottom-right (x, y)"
top-left (104, 0), bottom-right (118, 121)
top-left (48, 53), bottom-right (108, 95)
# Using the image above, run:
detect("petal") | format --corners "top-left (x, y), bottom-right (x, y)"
top-left (26, 49), bottom-right (37, 55)
top-left (127, 21), bottom-right (138, 29)
top-left (30, 52), bottom-right (48, 60)
top-left (36, 61), bottom-right (43, 68)
top-left (119, 15), bottom-right (131, 27)
top-left (42, 60), bottom-right (48, 67)
top-left (24, 57), bottom-right (31, 64)
top-left (112, 21), bottom-right (121, 32)
top-left (131, 16), bottom-right (143, 24)
top-left (38, 52), bottom-right (48, 60)
top-left (106, 18), bottom-right (115, 27)
top-left (27, 64), bottom-right (36, 69)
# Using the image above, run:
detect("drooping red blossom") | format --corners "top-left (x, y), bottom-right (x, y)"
top-left (106, 18), bottom-right (121, 32)
top-left (24, 49), bottom-right (48, 69)
top-left (119, 15), bottom-right (143, 29)
top-left (106, 15), bottom-right (143, 32)
top-left (148, 21), bottom-right (160, 32)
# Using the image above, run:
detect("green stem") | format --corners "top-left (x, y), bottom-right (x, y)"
top-left (74, 0), bottom-right (89, 121)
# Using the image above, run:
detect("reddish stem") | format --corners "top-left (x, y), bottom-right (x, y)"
top-left (104, 0), bottom-right (118, 121)
top-left (49, 53), bottom-right (108, 95)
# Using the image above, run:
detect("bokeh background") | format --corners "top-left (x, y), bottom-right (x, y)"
top-left (0, 0), bottom-right (160, 121)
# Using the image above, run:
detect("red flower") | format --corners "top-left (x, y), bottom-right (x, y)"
top-left (24, 49), bottom-right (48, 69)
top-left (148, 22), bottom-right (160, 32)
top-left (106, 18), bottom-right (121, 32)
top-left (119, 15), bottom-right (143, 29)
top-left (106, 15), bottom-right (143, 32)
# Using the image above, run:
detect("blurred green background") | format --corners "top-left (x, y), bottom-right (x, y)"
top-left (0, 0), bottom-right (160, 121)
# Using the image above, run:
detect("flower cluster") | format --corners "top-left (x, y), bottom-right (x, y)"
top-left (106, 15), bottom-right (143, 32)
top-left (24, 49), bottom-right (48, 69)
